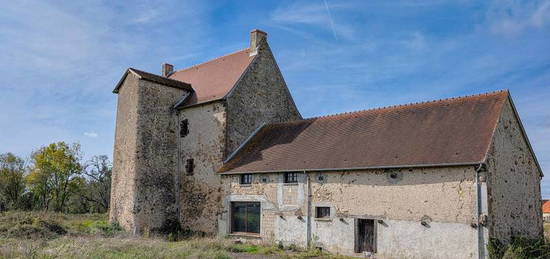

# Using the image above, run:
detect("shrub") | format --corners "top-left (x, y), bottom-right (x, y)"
top-left (488, 237), bottom-right (550, 259)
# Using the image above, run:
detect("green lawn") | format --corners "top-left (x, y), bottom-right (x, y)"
top-left (0, 211), bottom-right (352, 259)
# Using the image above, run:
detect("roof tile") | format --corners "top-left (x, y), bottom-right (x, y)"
top-left (221, 91), bottom-right (509, 173)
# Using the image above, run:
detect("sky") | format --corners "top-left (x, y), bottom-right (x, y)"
top-left (0, 0), bottom-right (549, 197)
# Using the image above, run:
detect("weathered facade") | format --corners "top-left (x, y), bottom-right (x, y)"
top-left (110, 30), bottom-right (301, 234)
top-left (110, 29), bottom-right (543, 258)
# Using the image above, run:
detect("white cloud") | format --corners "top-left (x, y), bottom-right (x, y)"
top-left (487, 0), bottom-right (550, 37)
top-left (84, 132), bottom-right (99, 138)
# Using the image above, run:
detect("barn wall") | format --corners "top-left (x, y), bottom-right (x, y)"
top-left (220, 166), bottom-right (479, 258)
top-left (177, 102), bottom-right (227, 233)
top-left (485, 98), bottom-right (544, 242)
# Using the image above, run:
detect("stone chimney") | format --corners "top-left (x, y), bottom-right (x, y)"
top-left (250, 29), bottom-right (267, 56)
top-left (162, 63), bottom-right (174, 77)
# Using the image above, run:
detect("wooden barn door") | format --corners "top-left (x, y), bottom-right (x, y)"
top-left (355, 219), bottom-right (375, 253)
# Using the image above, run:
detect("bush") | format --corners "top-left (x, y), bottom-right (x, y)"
top-left (488, 237), bottom-right (550, 259)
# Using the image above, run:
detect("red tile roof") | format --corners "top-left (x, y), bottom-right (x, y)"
top-left (543, 200), bottom-right (550, 213)
top-left (169, 49), bottom-right (256, 108)
top-left (220, 91), bottom-right (509, 173)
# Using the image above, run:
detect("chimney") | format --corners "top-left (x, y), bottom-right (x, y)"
top-left (162, 63), bottom-right (174, 77)
top-left (250, 29), bottom-right (267, 55)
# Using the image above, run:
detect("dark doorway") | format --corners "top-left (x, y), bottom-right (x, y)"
top-left (355, 219), bottom-right (375, 253)
top-left (231, 202), bottom-right (260, 234)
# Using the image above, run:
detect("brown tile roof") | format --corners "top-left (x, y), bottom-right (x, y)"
top-left (543, 200), bottom-right (550, 213)
top-left (113, 68), bottom-right (192, 93)
top-left (169, 49), bottom-right (256, 108)
top-left (220, 91), bottom-right (509, 173)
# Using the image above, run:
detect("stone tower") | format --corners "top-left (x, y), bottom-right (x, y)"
top-left (110, 30), bottom-right (301, 234)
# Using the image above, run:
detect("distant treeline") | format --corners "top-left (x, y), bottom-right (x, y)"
top-left (0, 142), bottom-right (111, 213)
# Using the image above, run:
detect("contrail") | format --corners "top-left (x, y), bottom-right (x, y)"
top-left (323, 0), bottom-right (338, 40)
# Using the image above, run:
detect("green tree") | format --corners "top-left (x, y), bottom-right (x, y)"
top-left (82, 155), bottom-right (112, 213)
top-left (27, 142), bottom-right (83, 212)
top-left (0, 153), bottom-right (26, 210)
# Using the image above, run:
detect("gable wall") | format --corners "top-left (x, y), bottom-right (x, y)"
top-left (225, 40), bottom-right (301, 157)
top-left (110, 73), bottom-right (140, 231)
top-left (177, 102), bottom-right (227, 233)
top-left (485, 98), bottom-right (544, 242)
top-left (110, 75), bottom-right (185, 234)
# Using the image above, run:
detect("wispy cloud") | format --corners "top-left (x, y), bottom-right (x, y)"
top-left (84, 132), bottom-right (99, 138)
top-left (270, 0), bottom-right (353, 40)
top-left (487, 0), bottom-right (550, 37)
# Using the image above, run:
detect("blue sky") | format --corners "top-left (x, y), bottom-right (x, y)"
top-left (0, 0), bottom-right (549, 197)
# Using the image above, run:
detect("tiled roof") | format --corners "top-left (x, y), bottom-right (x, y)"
top-left (220, 91), bottom-right (509, 173)
top-left (543, 200), bottom-right (550, 213)
top-left (170, 49), bottom-right (256, 108)
top-left (113, 68), bottom-right (193, 93)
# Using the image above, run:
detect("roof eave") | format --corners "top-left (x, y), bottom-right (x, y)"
top-left (219, 162), bottom-right (483, 175)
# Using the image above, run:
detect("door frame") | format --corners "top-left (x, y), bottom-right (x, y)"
top-left (354, 218), bottom-right (377, 253)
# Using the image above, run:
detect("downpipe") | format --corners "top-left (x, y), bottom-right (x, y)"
top-left (306, 171), bottom-right (312, 248)
top-left (475, 163), bottom-right (487, 259)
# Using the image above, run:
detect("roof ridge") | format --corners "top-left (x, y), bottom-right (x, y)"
top-left (171, 48), bottom-right (249, 74)
top-left (300, 89), bottom-right (509, 121)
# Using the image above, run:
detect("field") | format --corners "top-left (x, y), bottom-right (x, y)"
top-left (0, 211), bottom-right (353, 259)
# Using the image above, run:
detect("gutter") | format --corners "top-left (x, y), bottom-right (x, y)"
top-left (219, 162), bottom-right (482, 175)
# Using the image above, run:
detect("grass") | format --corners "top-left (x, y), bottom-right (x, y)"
top-left (0, 211), bottom-right (354, 259)
top-left (545, 223), bottom-right (550, 240)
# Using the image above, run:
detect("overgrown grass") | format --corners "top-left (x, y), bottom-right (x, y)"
top-left (0, 211), bottom-right (355, 259)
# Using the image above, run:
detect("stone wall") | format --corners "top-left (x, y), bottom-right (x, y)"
top-left (177, 102), bottom-right (227, 233)
top-left (110, 74), bottom-right (186, 234)
top-left (110, 73), bottom-right (140, 231)
top-left (225, 38), bottom-right (301, 156)
top-left (485, 98), bottom-right (544, 242)
top-left (220, 166), bottom-right (479, 258)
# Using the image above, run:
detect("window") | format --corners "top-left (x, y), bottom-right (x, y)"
top-left (180, 119), bottom-right (189, 137)
top-left (240, 174), bottom-right (252, 185)
top-left (316, 207), bottom-right (330, 218)
top-left (284, 172), bottom-right (298, 183)
top-left (185, 158), bottom-right (194, 175)
top-left (231, 202), bottom-right (260, 233)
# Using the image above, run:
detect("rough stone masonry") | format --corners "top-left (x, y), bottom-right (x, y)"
top-left (110, 30), bottom-right (543, 259)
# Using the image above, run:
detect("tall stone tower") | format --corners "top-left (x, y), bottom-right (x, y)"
top-left (110, 30), bottom-right (301, 234)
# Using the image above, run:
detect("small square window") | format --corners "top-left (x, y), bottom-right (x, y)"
top-left (240, 174), bottom-right (252, 185)
top-left (180, 120), bottom-right (189, 137)
top-left (316, 207), bottom-right (330, 218)
top-left (284, 172), bottom-right (298, 183)
top-left (185, 158), bottom-right (194, 175)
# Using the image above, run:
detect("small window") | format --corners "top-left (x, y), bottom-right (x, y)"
top-left (284, 172), bottom-right (298, 183)
top-left (180, 119), bottom-right (189, 137)
top-left (316, 207), bottom-right (330, 218)
top-left (240, 174), bottom-right (252, 185)
top-left (185, 158), bottom-right (194, 175)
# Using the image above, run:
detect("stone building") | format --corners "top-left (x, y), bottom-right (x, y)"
top-left (543, 200), bottom-right (550, 222)
top-left (110, 30), bottom-right (544, 258)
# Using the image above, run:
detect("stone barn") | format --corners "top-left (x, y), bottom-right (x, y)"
top-left (110, 30), bottom-right (544, 259)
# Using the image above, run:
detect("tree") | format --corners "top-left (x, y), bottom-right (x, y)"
top-left (81, 155), bottom-right (112, 213)
top-left (27, 142), bottom-right (83, 212)
top-left (0, 153), bottom-right (26, 210)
